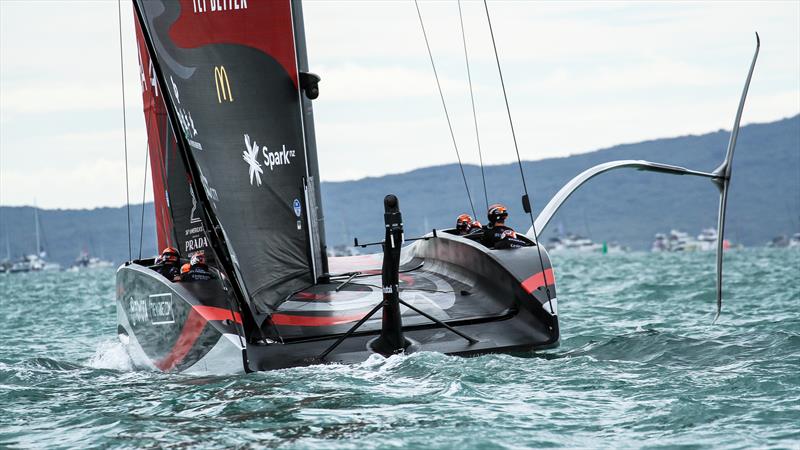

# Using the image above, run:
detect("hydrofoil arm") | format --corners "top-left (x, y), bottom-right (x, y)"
top-left (527, 33), bottom-right (760, 321)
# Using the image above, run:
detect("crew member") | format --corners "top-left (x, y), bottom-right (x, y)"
top-left (481, 204), bottom-right (529, 249)
top-left (455, 213), bottom-right (482, 236)
top-left (153, 247), bottom-right (181, 281)
top-left (181, 253), bottom-right (214, 282)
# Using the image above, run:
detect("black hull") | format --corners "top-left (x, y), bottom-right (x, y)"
top-left (116, 233), bottom-right (558, 374)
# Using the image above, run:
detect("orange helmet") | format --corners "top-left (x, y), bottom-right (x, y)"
top-left (159, 247), bottom-right (180, 264)
top-left (180, 263), bottom-right (191, 274)
top-left (456, 214), bottom-right (474, 233)
top-left (488, 204), bottom-right (508, 224)
top-left (190, 252), bottom-right (206, 266)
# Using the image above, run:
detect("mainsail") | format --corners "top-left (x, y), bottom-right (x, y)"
top-left (133, 0), bottom-right (325, 313)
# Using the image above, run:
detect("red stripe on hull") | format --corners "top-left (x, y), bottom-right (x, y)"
top-left (521, 268), bottom-right (556, 294)
top-left (272, 312), bottom-right (367, 327)
top-left (193, 305), bottom-right (242, 324)
top-left (155, 309), bottom-right (207, 371)
top-left (152, 305), bottom-right (239, 372)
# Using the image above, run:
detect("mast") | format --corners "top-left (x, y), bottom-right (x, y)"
top-left (34, 203), bottom-right (41, 256)
top-left (291, 0), bottom-right (329, 277)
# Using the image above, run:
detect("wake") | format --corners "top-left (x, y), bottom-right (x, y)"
top-left (88, 338), bottom-right (133, 371)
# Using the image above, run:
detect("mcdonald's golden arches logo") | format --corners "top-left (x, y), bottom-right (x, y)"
top-left (214, 66), bottom-right (233, 103)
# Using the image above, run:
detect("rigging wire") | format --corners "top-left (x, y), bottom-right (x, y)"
top-left (414, 0), bottom-right (476, 219)
top-left (117, 0), bottom-right (132, 262)
top-left (483, 1), bottom-right (553, 305)
top-left (457, 0), bottom-right (489, 214)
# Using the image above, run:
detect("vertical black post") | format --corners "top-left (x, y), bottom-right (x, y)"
top-left (371, 194), bottom-right (409, 355)
top-left (291, 0), bottom-right (329, 277)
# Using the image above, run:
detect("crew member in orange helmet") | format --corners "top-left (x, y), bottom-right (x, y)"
top-left (181, 252), bottom-right (214, 282)
top-left (455, 213), bottom-right (482, 236)
top-left (481, 204), bottom-right (529, 249)
top-left (153, 247), bottom-right (182, 281)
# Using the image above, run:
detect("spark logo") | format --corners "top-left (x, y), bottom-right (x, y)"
top-left (242, 134), bottom-right (297, 187)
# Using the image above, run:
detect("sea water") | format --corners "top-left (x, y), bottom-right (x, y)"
top-left (1, 249), bottom-right (798, 449)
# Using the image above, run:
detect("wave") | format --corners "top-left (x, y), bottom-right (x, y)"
top-left (87, 338), bottom-right (133, 371)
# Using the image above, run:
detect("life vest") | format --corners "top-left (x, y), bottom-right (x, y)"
top-left (181, 264), bottom-right (214, 282)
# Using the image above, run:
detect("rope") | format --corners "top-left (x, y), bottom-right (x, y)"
top-left (117, 0), bottom-right (132, 262)
top-left (457, 0), bottom-right (489, 214)
top-left (414, 0), bottom-right (476, 219)
top-left (483, 0), bottom-right (553, 306)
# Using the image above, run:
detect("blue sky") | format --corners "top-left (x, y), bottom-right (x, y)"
top-left (1, 0), bottom-right (798, 209)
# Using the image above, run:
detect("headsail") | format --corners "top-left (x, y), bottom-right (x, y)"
top-left (134, 17), bottom-right (218, 269)
top-left (133, 0), bottom-right (324, 313)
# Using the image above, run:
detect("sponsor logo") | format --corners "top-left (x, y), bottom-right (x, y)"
top-left (262, 145), bottom-right (296, 171)
top-left (170, 75), bottom-right (201, 149)
top-left (293, 199), bottom-right (302, 218)
top-left (134, 57), bottom-right (160, 97)
top-left (200, 173), bottom-right (219, 202)
top-left (177, 107), bottom-right (198, 139)
top-left (214, 66), bottom-right (234, 103)
top-left (193, 0), bottom-right (248, 14)
top-left (128, 296), bottom-right (149, 326)
top-left (243, 134), bottom-right (263, 186)
top-left (242, 134), bottom-right (297, 186)
top-left (171, 76), bottom-right (180, 103)
top-left (185, 225), bottom-right (204, 236)
top-left (189, 185), bottom-right (201, 223)
top-left (148, 294), bottom-right (175, 325)
top-left (127, 294), bottom-right (175, 326)
top-left (186, 236), bottom-right (210, 253)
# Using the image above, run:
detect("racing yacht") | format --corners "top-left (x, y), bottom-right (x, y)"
top-left (117, 0), bottom-right (759, 374)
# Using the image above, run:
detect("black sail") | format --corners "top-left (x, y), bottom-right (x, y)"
top-left (134, 0), bottom-right (321, 312)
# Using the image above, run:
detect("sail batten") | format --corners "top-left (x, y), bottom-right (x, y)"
top-left (133, 0), bottom-right (322, 312)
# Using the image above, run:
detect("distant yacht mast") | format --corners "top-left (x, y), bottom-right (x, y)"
top-left (34, 201), bottom-right (41, 256)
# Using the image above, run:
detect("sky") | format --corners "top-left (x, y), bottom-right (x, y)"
top-left (0, 0), bottom-right (798, 209)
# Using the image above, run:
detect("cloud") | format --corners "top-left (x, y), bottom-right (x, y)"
top-left (0, 0), bottom-right (798, 208)
top-left (1, 158), bottom-right (152, 210)
top-left (1, 83), bottom-right (123, 114)
top-left (314, 64), bottom-right (464, 102)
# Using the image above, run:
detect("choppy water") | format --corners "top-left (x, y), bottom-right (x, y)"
top-left (1, 249), bottom-right (798, 449)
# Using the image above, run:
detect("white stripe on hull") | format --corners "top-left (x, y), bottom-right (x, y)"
top-left (183, 333), bottom-right (246, 375)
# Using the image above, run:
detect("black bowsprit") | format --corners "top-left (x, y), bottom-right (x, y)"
top-left (369, 194), bottom-right (412, 355)
top-left (317, 195), bottom-right (477, 361)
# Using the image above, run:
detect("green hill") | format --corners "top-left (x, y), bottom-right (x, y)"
top-left (1, 115), bottom-right (798, 265)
